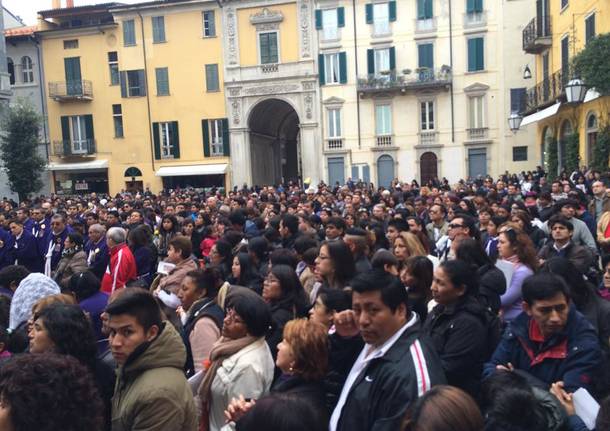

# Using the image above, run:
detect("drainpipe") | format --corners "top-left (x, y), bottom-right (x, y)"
top-left (352, 0), bottom-right (361, 150)
top-left (449, 0), bottom-right (455, 143)
top-left (137, 11), bottom-right (155, 174)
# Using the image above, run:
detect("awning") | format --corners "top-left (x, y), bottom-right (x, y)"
top-left (521, 102), bottom-right (562, 127)
top-left (584, 89), bottom-right (600, 104)
top-left (155, 164), bottom-right (228, 177)
top-left (47, 160), bottom-right (108, 171)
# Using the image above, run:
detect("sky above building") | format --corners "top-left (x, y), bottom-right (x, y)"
top-left (4, 0), bottom-right (142, 25)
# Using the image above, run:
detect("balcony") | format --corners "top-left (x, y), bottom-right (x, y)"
top-left (463, 11), bottom-right (486, 29)
top-left (523, 16), bottom-right (552, 54)
top-left (357, 67), bottom-right (452, 98)
top-left (467, 127), bottom-right (489, 140)
top-left (260, 64), bottom-right (279, 73)
top-left (414, 18), bottom-right (437, 34)
top-left (48, 80), bottom-right (93, 102)
top-left (52, 139), bottom-right (96, 157)
top-left (419, 131), bottom-right (438, 146)
top-left (376, 135), bottom-right (393, 147)
top-left (326, 138), bottom-right (344, 151)
top-left (523, 69), bottom-right (569, 114)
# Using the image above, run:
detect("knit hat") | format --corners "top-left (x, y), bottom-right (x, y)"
top-left (9, 273), bottom-right (60, 330)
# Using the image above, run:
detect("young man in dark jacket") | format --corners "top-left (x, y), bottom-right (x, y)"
top-left (329, 269), bottom-right (446, 431)
top-left (483, 272), bottom-right (602, 393)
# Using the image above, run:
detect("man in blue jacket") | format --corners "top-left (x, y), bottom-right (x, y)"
top-left (483, 272), bottom-right (602, 393)
top-left (329, 269), bottom-right (446, 431)
top-left (40, 214), bottom-right (71, 277)
top-left (9, 219), bottom-right (42, 273)
top-left (85, 223), bottom-right (109, 280)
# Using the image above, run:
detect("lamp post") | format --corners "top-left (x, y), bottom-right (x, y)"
top-left (523, 65), bottom-right (532, 80)
top-left (508, 112), bottom-right (523, 133)
top-left (565, 77), bottom-right (587, 104)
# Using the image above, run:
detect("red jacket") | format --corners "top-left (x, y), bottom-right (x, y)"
top-left (101, 243), bottom-right (137, 294)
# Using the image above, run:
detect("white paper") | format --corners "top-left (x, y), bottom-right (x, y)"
top-left (188, 370), bottom-right (204, 396)
top-left (572, 388), bottom-right (600, 430)
top-left (157, 261), bottom-right (176, 275)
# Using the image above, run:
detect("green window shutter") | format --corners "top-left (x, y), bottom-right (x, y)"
top-left (468, 39), bottom-right (476, 71)
top-left (155, 67), bottom-right (169, 95)
top-left (477, 38), bottom-right (484, 70)
top-left (418, 44), bottom-right (434, 69)
top-left (474, 0), bottom-right (483, 12)
top-left (61, 116), bottom-right (70, 153)
top-left (270, 33), bottom-right (278, 63)
top-left (417, 0), bottom-right (425, 19)
top-left (363, 165), bottom-right (370, 183)
top-left (120, 71), bottom-right (127, 97)
top-left (467, 0), bottom-right (475, 13)
top-left (84, 115), bottom-right (94, 153)
top-left (367, 49), bottom-right (374, 75)
top-left (389, 47), bottom-right (396, 71)
top-left (171, 121), bottom-right (180, 158)
top-left (137, 70), bottom-right (147, 96)
top-left (425, 0), bottom-right (433, 19)
top-left (318, 54), bottom-right (326, 85)
top-left (152, 122), bottom-right (161, 159)
top-left (315, 10), bottom-right (322, 29)
top-left (365, 3), bottom-right (373, 24)
top-left (202, 120), bottom-right (210, 157)
top-left (389, 1), bottom-right (397, 22)
top-left (152, 16), bottom-right (165, 43)
top-left (222, 118), bottom-right (230, 156)
top-left (337, 7), bottom-right (345, 27)
top-left (339, 52), bottom-right (347, 84)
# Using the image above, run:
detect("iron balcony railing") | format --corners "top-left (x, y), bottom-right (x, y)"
top-left (52, 139), bottom-right (96, 157)
top-left (523, 16), bottom-right (551, 53)
top-left (48, 80), bottom-right (93, 101)
top-left (357, 67), bottom-right (452, 96)
top-left (524, 68), bottom-right (570, 114)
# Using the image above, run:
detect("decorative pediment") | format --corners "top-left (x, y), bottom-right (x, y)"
top-left (463, 82), bottom-right (490, 94)
top-left (250, 8), bottom-right (284, 25)
top-left (323, 96), bottom-right (345, 105)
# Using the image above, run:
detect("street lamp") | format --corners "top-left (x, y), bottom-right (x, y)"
top-left (565, 77), bottom-right (587, 104)
top-left (508, 111), bottom-right (523, 133)
top-left (523, 65), bottom-right (532, 80)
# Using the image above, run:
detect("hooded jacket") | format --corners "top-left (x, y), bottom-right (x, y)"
top-left (101, 243), bottom-right (137, 294)
top-left (111, 322), bottom-right (198, 431)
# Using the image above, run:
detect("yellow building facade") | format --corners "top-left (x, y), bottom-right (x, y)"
top-left (38, 0), bottom-right (228, 195)
top-left (521, 0), bottom-right (609, 170)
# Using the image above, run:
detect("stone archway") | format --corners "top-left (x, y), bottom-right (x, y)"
top-left (420, 152), bottom-right (438, 185)
top-left (248, 98), bottom-right (300, 186)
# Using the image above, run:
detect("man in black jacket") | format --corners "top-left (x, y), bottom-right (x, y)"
top-left (538, 215), bottom-right (593, 275)
top-left (329, 269), bottom-right (446, 431)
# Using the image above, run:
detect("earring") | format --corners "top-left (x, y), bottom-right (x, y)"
top-left (288, 363), bottom-right (295, 373)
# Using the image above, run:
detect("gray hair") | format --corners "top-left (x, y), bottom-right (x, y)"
top-left (107, 227), bottom-right (126, 244)
top-left (89, 223), bottom-right (106, 235)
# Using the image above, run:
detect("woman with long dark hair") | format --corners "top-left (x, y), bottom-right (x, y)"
top-left (209, 239), bottom-right (233, 281)
top-left (230, 252), bottom-right (263, 295)
top-left (157, 214), bottom-right (179, 259)
top-left (312, 241), bottom-right (355, 299)
top-left (128, 225), bottom-right (155, 287)
top-left (401, 256), bottom-right (433, 320)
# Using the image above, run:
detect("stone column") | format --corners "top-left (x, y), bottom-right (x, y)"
top-left (229, 128), bottom-right (252, 187)
top-left (299, 123), bottom-right (321, 184)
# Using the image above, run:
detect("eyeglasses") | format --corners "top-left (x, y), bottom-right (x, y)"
top-left (448, 224), bottom-right (464, 229)
top-left (224, 309), bottom-right (245, 325)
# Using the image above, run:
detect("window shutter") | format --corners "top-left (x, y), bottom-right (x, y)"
top-left (61, 116), bottom-right (70, 154)
top-left (474, 0), bottom-right (483, 12)
top-left (209, 11), bottom-right (216, 36)
top-left (339, 52), bottom-right (347, 84)
top-left (120, 71), bottom-right (127, 97)
top-left (477, 38), bottom-right (484, 70)
top-left (156, 68), bottom-right (169, 95)
top-left (138, 70), bottom-right (147, 96)
top-left (318, 54), bottom-right (326, 85)
top-left (367, 49), bottom-right (374, 75)
top-left (171, 121), bottom-right (180, 158)
top-left (315, 9), bottom-right (322, 29)
top-left (389, 1), bottom-right (397, 22)
top-left (365, 3), bottom-right (373, 24)
top-left (222, 118), bottom-right (230, 156)
top-left (467, 39), bottom-right (476, 71)
top-left (363, 165), bottom-right (370, 184)
top-left (417, 0), bottom-right (425, 19)
top-left (84, 114), bottom-right (94, 140)
top-left (202, 120), bottom-right (210, 157)
top-left (467, 0), bottom-right (475, 13)
top-left (425, 0), bottom-right (433, 19)
top-left (389, 47), bottom-right (396, 71)
top-left (152, 122), bottom-right (161, 159)
top-left (337, 7), bottom-right (345, 27)
top-left (418, 44), bottom-right (433, 69)
top-left (351, 166), bottom-right (359, 181)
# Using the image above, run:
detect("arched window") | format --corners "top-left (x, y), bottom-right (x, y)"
top-left (559, 120), bottom-right (573, 171)
top-left (6, 58), bottom-right (14, 85)
top-left (586, 113), bottom-right (598, 166)
top-left (21, 56), bottom-right (33, 83)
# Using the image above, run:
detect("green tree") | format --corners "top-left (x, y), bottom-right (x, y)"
top-left (564, 132), bottom-right (580, 173)
top-left (0, 102), bottom-right (45, 201)
top-left (593, 125), bottom-right (610, 171)
top-left (546, 136), bottom-right (558, 179)
top-left (573, 33), bottom-right (610, 96)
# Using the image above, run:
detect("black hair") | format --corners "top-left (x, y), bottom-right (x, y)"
top-left (489, 216), bottom-right (507, 229)
top-left (540, 257), bottom-right (593, 310)
top-left (548, 214), bottom-right (574, 232)
top-left (160, 214), bottom-right (179, 233)
top-left (302, 247), bottom-right (318, 266)
top-left (36, 303), bottom-right (98, 370)
top-left (67, 271), bottom-right (101, 302)
top-left (269, 248), bottom-right (299, 270)
top-left (233, 252), bottom-right (262, 288)
top-left (67, 232), bottom-right (84, 248)
top-left (522, 273), bottom-right (570, 305)
top-left (455, 238), bottom-right (493, 266)
top-left (322, 240), bottom-right (356, 288)
top-left (229, 210), bottom-right (247, 228)
top-left (105, 288), bottom-right (163, 332)
top-left (439, 260), bottom-right (479, 297)
top-left (0, 353), bottom-right (104, 431)
top-left (371, 249), bottom-right (399, 270)
top-left (247, 237), bottom-right (269, 262)
top-left (0, 265), bottom-right (29, 292)
top-left (294, 236), bottom-right (318, 255)
top-left (225, 287), bottom-right (271, 337)
top-left (280, 214), bottom-right (299, 236)
top-left (0, 324), bottom-right (8, 348)
top-left (316, 287), bottom-right (351, 314)
top-left (236, 392), bottom-right (328, 431)
top-left (453, 214), bottom-right (480, 242)
top-left (128, 224), bottom-right (151, 249)
top-left (326, 216), bottom-right (346, 231)
top-left (269, 264), bottom-right (309, 315)
top-left (185, 268), bottom-right (222, 299)
top-left (603, 253), bottom-right (610, 270)
top-left (0, 296), bottom-right (9, 328)
top-left (351, 268), bottom-right (408, 313)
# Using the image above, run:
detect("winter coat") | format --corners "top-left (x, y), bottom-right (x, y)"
top-left (111, 322), bottom-right (197, 431)
top-left (538, 241), bottom-right (593, 276)
top-left (101, 243), bottom-right (137, 294)
top-left (54, 249), bottom-right (88, 289)
top-left (422, 295), bottom-right (491, 397)
top-left (85, 238), bottom-right (110, 281)
top-left (11, 230), bottom-right (42, 273)
top-left (181, 298), bottom-right (223, 377)
top-left (478, 264), bottom-right (507, 315)
top-left (483, 306), bottom-right (602, 393)
top-left (158, 258), bottom-right (198, 295)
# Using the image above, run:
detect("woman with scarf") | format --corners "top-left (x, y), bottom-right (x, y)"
top-left (53, 232), bottom-right (88, 290)
top-left (198, 287), bottom-right (274, 431)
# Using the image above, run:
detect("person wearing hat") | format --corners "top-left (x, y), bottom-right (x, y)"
top-left (541, 199), bottom-right (597, 254)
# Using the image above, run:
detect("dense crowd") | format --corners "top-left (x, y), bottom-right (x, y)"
top-left (0, 166), bottom-right (609, 430)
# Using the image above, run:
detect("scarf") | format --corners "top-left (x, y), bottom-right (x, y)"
top-left (504, 254), bottom-right (521, 266)
top-left (197, 335), bottom-right (258, 431)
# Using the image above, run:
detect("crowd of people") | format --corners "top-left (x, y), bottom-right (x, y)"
top-left (0, 165), bottom-right (609, 430)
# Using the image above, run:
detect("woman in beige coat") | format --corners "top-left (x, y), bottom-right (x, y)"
top-left (53, 232), bottom-right (88, 289)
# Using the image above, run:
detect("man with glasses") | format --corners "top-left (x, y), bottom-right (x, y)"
top-left (42, 214), bottom-right (71, 277)
top-left (425, 204), bottom-right (448, 252)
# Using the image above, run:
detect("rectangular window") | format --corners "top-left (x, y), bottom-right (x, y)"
top-left (108, 52), bottom-right (119, 86)
top-left (203, 10), bottom-right (216, 37)
top-left (159, 122), bottom-right (174, 158)
top-left (376, 105), bottom-right (392, 135)
top-left (322, 9), bottom-right (338, 40)
top-left (561, 0), bottom-right (568, 10)
top-left (208, 119), bottom-right (224, 156)
top-left (63, 39), bottom-right (79, 49)
top-left (467, 37), bottom-right (484, 72)
top-left (469, 96), bottom-right (485, 129)
top-left (373, 3), bottom-right (390, 35)
top-left (123, 19), bottom-right (136, 46)
top-left (561, 35), bottom-right (569, 75)
top-left (327, 108), bottom-right (341, 138)
top-left (152, 16), bottom-right (166, 43)
top-left (374, 48), bottom-right (390, 75)
top-left (510, 88), bottom-right (527, 113)
top-left (513, 146), bottom-right (528, 161)
top-left (585, 14), bottom-right (595, 44)
top-left (121, 70), bottom-right (146, 97)
top-left (417, 0), bottom-right (433, 20)
top-left (324, 53), bottom-right (340, 84)
top-left (205, 64), bottom-right (219, 92)
top-left (112, 104), bottom-right (123, 138)
top-left (259, 32), bottom-right (279, 64)
top-left (155, 67), bottom-right (169, 96)
top-left (69, 115), bottom-right (88, 153)
top-left (420, 101), bottom-right (434, 130)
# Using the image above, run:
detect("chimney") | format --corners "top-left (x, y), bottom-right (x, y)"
top-left (52, 0), bottom-right (61, 8)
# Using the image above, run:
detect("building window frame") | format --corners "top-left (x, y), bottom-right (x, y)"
top-left (112, 104), bottom-right (124, 138)
top-left (585, 12), bottom-right (595, 44)
top-left (373, 2), bottom-right (391, 36)
top-left (7, 57), bottom-right (14, 85)
top-left (467, 36), bottom-right (485, 73)
top-left (513, 146), bottom-right (528, 161)
top-left (123, 19), bottom-right (136, 46)
top-left (258, 31), bottom-right (280, 65)
top-left (108, 52), bottom-right (119, 86)
top-left (208, 119), bottom-right (224, 156)
top-left (468, 94), bottom-right (486, 129)
top-left (327, 107), bottom-right (342, 139)
top-left (203, 10), bottom-right (216, 37)
top-left (374, 47), bottom-right (391, 76)
top-left (375, 103), bottom-right (392, 136)
top-left (159, 122), bottom-right (174, 158)
top-left (586, 112), bottom-right (598, 165)
top-left (69, 115), bottom-right (88, 154)
top-left (420, 99), bottom-right (435, 131)
top-left (155, 67), bottom-right (169, 96)
top-left (321, 8), bottom-right (339, 41)
top-left (324, 53), bottom-right (341, 84)
top-left (205, 64), bottom-right (219, 92)
top-left (63, 39), bottom-right (79, 49)
top-left (152, 16), bottom-right (166, 44)
top-left (21, 56), bottom-right (34, 83)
